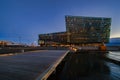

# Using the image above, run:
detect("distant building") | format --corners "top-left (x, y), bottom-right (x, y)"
top-left (38, 16), bottom-right (111, 46)
top-left (0, 40), bottom-right (13, 46)
top-left (0, 40), bottom-right (28, 47)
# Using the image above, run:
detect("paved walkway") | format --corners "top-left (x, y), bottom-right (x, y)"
top-left (0, 50), bottom-right (68, 80)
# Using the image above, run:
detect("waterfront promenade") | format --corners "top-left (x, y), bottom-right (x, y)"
top-left (0, 50), bottom-right (68, 80)
top-left (0, 47), bottom-right (120, 80)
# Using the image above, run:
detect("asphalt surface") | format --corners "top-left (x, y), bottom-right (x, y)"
top-left (0, 50), bottom-right (68, 80)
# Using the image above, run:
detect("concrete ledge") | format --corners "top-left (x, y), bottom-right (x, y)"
top-left (36, 50), bottom-right (70, 80)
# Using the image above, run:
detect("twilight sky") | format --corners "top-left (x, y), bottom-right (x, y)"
top-left (0, 0), bottom-right (120, 44)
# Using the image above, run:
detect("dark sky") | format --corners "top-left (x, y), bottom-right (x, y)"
top-left (0, 0), bottom-right (120, 44)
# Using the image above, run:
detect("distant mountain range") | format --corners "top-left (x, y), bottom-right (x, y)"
top-left (106, 37), bottom-right (120, 46)
top-left (110, 37), bottom-right (120, 43)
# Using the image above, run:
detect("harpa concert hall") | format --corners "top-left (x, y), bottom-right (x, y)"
top-left (38, 16), bottom-right (111, 46)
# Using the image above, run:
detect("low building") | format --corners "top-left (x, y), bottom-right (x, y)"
top-left (38, 32), bottom-right (67, 46)
top-left (0, 40), bottom-right (13, 46)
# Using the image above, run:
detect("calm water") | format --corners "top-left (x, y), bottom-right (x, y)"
top-left (52, 52), bottom-right (120, 80)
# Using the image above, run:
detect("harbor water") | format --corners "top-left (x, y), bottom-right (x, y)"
top-left (48, 51), bottom-right (120, 80)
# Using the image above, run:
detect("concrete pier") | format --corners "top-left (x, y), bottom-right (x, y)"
top-left (0, 50), bottom-right (69, 80)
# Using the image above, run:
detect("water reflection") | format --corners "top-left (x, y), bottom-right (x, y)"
top-left (106, 51), bottom-right (120, 62)
top-left (58, 52), bottom-right (111, 80)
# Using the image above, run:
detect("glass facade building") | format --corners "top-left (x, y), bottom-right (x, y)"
top-left (38, 32), bottom-right (67, 45)
top-left (65, 16), bottom-right (111, 44)
top-left (38, 16), bottom-right (111, 45)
